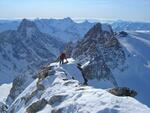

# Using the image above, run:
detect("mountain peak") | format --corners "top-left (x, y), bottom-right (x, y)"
top-left (62, 17), bottom-right (74, 23)
top-left (17, 19), bottom-right (40, 36)
top-left (85, 23), bottom-right (113, 38)
top-left (92, 23), bottom-right (102, 31)
top-left (85, 23), bottom-right (102, 37)
top-left (18, 19), bottom-right (38, 30)
top-left (83, 19), bottom-right (90, 24)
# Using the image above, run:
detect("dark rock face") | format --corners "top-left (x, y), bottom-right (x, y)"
top-left (119, 31), bottom-right (128, 37)
top-left (26, 98), bottom-right (48, 113)
top-left (107, 87), bottom-right (137, 97)
top-left (0, 102), bottom-right (7, 113)
top-left (17, 19), bottom-right (40, 37)
top-left (71, 23), bottom-right (126, 86)
top-left (6, 74), bottom-right (32, 105)
top-left (51, 109), bottom-right (61, 113)
top-left (48, 95), bottom-right (67, 106)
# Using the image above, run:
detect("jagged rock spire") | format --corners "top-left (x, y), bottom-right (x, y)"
top-left (70, 23), bottom-right (125, 86)
top-left (85, 23), bottom-right (102, 37)
top-left (17, 18), bottom-right (40, 37)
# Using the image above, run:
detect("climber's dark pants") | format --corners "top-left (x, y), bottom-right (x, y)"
top-left (60, 59), bottom-right (64, 64)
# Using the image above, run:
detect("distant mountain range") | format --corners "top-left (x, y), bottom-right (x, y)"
top-left (0, 19), bottom-right (64, 84)
top-left (1, 18), bottom-right (150, 42)
top-left (0, 18), bottom-right (94, 42)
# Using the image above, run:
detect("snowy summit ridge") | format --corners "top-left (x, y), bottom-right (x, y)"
top-left (6, 59), bottom-right (150, 113)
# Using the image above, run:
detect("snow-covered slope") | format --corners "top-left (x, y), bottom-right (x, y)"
top-left (0, 83), bottom-right (12, 103)
top-left (0, 20), bottom-right (20, 32)
top-left (0, 19), bottom-right (64, 85)
top-left (6, 59), bottom-right (150, 113)
top-left (115, 31), bottom-right (150, 107)
top-left (111, 20), bottom-right (150, 31)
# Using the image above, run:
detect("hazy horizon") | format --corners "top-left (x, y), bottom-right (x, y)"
top-left (0, 0), bottom-right (150, 22)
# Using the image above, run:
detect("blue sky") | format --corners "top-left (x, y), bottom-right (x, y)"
top-left (0, 0), bottom-right (150, 22)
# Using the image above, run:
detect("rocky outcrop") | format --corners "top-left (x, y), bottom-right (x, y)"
top-left (51, 109), bottom-right (61, 113)
top-left (36, 65), bottom-right (55, 90)
top-left (70, 23), bottom-right (126, 86)
top-left (48, 95), bottom-right (67, 106)
top-left (82, 56), bottom-right (118, 87)
top-left (0, 102), bottom-right (7, 113)
top-left (6, 73), bottom-right (33, 105)
top-left (107, 87), bottom-right (137, 97)
top-left (77, 63), bottom-right (88, 85)
top-left (118, 31), bottom-right (128, 37)
top-left (26, 98), bottom-right (48, 113)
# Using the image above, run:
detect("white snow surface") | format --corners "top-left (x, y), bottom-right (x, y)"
top-left (116, 31), bottom-right (150, 107)
top-left (0, 83), bottom-right (12, 103)
top-left (7, 58), bottom-right (150, 113)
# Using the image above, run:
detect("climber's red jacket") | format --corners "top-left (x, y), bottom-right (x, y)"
top-left (60, 53), bottom-right (66, 60)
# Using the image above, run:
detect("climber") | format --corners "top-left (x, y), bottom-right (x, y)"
top-left (59, 52), bottom-right (68, 64)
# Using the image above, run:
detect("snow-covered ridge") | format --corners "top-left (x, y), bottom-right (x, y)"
top-left (7, 59), bottom-right (150, 113)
